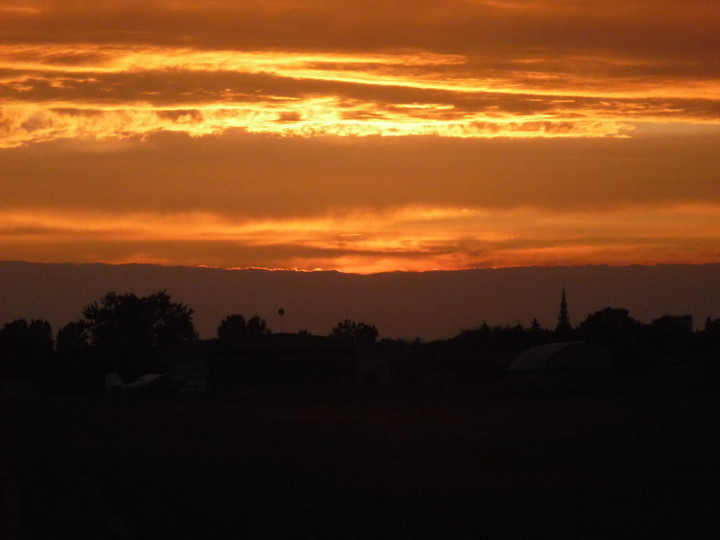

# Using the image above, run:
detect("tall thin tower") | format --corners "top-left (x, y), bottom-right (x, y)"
top-left (556, 287), bottom-right (571, 334)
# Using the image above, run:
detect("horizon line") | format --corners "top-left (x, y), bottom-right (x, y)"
top-left (2, 259), bottom-right (720, 276)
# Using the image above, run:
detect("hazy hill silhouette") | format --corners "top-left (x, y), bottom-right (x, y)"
top-left (1, 261), bottom-right (719, 340)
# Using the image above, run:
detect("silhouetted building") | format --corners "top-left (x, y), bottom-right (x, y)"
top-left (509, 341), bottom-right (616, 371)
top-left (508, 342), bottom-right (612, 392)
top-left (556, 287), bottom-right (572, 334)
top-left (705, 317), bottom-right (720, 333)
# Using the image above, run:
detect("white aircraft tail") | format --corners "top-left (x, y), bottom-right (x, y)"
top-left (105, 371), bottom-right (169, 394)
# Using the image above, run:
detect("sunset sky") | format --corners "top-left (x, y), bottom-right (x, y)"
top-left (2, 0), bottom-right (720, 273)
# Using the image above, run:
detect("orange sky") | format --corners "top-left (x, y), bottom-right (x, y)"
top-left (1, 0), bottom-right (719, 272)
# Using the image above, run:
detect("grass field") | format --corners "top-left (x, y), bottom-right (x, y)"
top-left (3, 372), bottom-right (720, 539)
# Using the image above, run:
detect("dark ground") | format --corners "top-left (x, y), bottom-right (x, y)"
top-left (3, 371), bottom-right (720, 539)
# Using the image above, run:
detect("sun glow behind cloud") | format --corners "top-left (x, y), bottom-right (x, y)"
top-left (2, 203), bottom-right (720, 273)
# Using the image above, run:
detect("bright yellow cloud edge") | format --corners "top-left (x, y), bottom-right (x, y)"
top-left (3, 44), bottom-right (720, 147)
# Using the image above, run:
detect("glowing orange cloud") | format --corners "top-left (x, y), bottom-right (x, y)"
top-left (1, 1), bottom-right (719, 273)
top-left (2, 204), bottom-right (719, 272)
top-left (2, 43), bottom-right (719, 147)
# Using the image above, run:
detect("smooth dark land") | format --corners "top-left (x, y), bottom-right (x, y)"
top-left (3, 372), bottom-right (720, 539)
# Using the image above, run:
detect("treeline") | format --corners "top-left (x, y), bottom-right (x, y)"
top-left (2, 290), bottom-right (720, 393)
top-left (0, 290), bottom-right (379, 391)
top-left (431, 308), bottom-right (720, 380)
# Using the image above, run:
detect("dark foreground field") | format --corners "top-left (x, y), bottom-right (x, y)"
top-left (3, 374), bottom-right (720, 539)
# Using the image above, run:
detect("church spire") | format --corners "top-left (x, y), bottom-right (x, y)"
top-left (556, 286), bottom-right (571, 334)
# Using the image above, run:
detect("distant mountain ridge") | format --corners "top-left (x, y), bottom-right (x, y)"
top-left (1, 261), bottom-right (719, 340)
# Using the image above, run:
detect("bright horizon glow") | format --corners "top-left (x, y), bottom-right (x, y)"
top-left (2, 203), bottom-right (719, 273)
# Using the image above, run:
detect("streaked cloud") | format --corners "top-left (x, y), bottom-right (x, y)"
top-left (1, 201), bottom-right (719, 273)
top-left (2, 0), bottom-right (719, 147)
top-left (0, 1), bottom-right (718, 271)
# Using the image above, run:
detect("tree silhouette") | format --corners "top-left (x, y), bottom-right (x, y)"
top-left (330, 319), bottom-right (378, 345)
top-left (54, 319), bottom-right (98, 394)
top-left (217, 314), bottom-right (246, 340)
top-left (56, 320), bottom-right (91, 354)
top-left (82, 290), bottom-right (197, 358)
top-left (0, 318), bottom-right (54, 378)
top-left (578, 307), bottom-right (640, 341)
top-left (247, 315), bottom-right (270, 336)
top-left (217, 314), bottom-right (270, 340)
